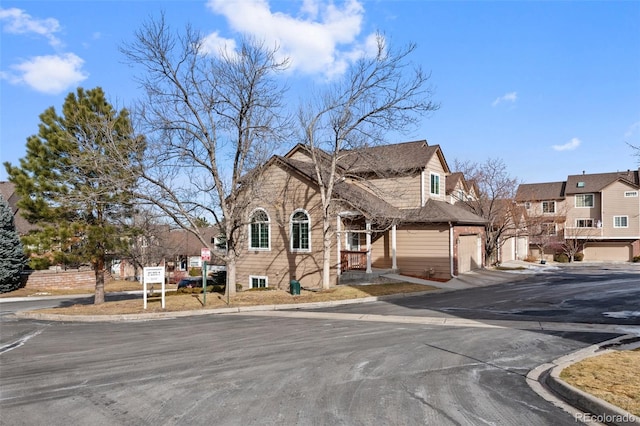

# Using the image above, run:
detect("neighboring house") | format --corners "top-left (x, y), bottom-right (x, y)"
top-left (112, 226), bottom-right (226, 281)
top-left (235, 140), bottom-right (487, 290)
top-left (516, 170), bottom-right (640, 261)
top-left (0, 181), bottom-right (37, 235)
top-left (446, 172), bottom-right (477, 205)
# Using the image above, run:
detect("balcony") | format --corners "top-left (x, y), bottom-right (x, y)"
top-left (563, 227), bottom-right (604, 239)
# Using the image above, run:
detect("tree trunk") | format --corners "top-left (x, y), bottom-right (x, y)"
top-left (322, 220), bottom-right (331, 289)
top-left (226, 256), bottom-right (237, 297)
top-left (94, 257), bottom-right (105, 305)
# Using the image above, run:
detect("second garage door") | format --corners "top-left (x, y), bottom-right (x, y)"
top-left (583, 243), bottom-right (632, 262)
top-left (459, 234), bottom-right (481, 273)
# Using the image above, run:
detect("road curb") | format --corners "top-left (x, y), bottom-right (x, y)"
top-left (13, 290), bottom-right (437, 323)
top-left (527, 335), bottom-right (640, 426)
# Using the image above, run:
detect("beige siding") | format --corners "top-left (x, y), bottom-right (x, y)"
top-left (287, 150), bottom-right (313, 163)
top-left (601, 181), bottom-right (640, 238)
top-left (565, 193), bottom-right (602, 231)
top-left (360, 175), bottom-right (422, 209)
top-left (236, 164), bottom-right (336, 290)
top-left (373, 224), bottom-right (450, 279)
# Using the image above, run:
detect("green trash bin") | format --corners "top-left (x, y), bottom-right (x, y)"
top-left (290, 279), bottom-right (301, 295)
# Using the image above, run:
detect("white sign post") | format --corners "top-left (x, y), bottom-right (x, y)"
top-left (143, 266), bottom-right (166, 309)
top-left (201, 248), bottom-right (211, 305)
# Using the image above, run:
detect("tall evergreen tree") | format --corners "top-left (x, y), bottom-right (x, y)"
top-left (0, 195), bottom-right (27, 293)
top-left (4, 87), bottom-right (144, 304)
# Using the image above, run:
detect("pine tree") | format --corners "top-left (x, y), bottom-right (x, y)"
top-left (3, 87), bottom-right (144, 303)
top-left (0, 195), bottom-right (27, 293)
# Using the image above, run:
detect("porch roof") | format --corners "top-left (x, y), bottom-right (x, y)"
top-left (402, 199), bottom-right (488, 225)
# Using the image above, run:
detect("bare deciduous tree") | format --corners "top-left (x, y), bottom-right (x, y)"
top-left (453, 158), bottom-right (520, 265)
top-left (121, 14), bottom-right (290, 296)
top-left (298, 34), bottom-right (439, 289)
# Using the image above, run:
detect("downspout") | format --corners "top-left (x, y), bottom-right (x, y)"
top-left (449, 222), bottom-right (457, 278)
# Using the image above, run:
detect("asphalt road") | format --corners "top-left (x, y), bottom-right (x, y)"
top-left (0, 264), bottom-right (638, 426)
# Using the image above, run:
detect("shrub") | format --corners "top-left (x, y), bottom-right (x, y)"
top-left (29, 257), bottom-right (51, 270)
top-left (188, 267), bottom-right (201, 277)
top-left (633, 255), bottom-right (640, 263)
top-left (574, 252), bottom-right (584, 261)
top-left (554, 253), bottom-right (569, 263)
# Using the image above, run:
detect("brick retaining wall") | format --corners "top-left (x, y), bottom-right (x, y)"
top-left (22, 270), bottom-right (96, 290)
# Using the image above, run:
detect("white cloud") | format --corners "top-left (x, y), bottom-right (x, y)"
top-left (205, 0), bottom-right (369, 77)
top-left (552, 137), bottom-right (581, 152)
top-left (492, 91), bottom-right (517, 107)
top-left (3, 53), bottom-right (88, 94)
top-left (201, 31), bottom-right (237, 57)
top-left (0, 7), bottom-right (62, 47)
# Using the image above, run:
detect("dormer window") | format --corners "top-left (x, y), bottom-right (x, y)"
top-left (577, 182), bottom-right (585, 188)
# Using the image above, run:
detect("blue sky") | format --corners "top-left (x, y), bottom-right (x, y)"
top-left (1, 0), bottom-right (639, 184)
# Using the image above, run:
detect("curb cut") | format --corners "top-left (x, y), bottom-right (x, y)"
top-left (527, 335), bottom-right (640, 426)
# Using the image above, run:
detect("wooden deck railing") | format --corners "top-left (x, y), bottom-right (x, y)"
top-left (340, 250), bottom-right (367, 272)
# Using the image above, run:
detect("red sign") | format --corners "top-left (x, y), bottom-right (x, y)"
top-left (201, 247), bottom-right (211, 261)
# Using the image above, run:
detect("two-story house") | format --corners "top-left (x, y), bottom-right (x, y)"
top-left (234, 140), bottom-right (487, 290)
top-left (516, 170), bottom-right (640, 261)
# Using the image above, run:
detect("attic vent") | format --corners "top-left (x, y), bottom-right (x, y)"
top-left (577, 182), bottom-right (585, 188)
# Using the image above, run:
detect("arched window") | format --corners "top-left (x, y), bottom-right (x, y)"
top-left (290, 210), bottom-right (310, 251)
top-left (249, 209), bottom-right (270, 250)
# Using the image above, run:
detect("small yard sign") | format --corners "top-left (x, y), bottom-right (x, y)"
top-left (143, 266), bottom-right (166, 310)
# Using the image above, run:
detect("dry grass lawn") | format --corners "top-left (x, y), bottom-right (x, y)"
top-left (0, 280), bottom-right (151, 298)
top-left (30, 282), bottom-right (435, 316)
top-left (560, 349), bottom-right (640, 416)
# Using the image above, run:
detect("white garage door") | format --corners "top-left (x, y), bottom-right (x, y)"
top-left (583, 243), bottom-right (632, 262)
top-left (459, 235), bottom-right (481, 273)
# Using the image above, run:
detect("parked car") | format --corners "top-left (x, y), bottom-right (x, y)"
top-left (177, 277), bottom-right (215, 289)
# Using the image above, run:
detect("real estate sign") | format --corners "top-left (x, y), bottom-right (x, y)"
top-left (143, 266), bottom-right (166, 309)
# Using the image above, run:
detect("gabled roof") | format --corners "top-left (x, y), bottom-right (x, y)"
top-left (273, 155), bottom-right (485, 225)
top-left (337, 140), bottom-right (448, 175)
top-left (515, 181), bottom-right (566, 201)
top-left (565, 170), bottom-right (639, 194)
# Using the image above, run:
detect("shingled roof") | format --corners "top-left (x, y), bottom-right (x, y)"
top-left (515, 181), bottom-right (566, 201)
top-left (402, 199), bottom-right (487, 225)
top-left (337, 140), bottom-right (446, 175)
top-left (274, 155), bottom-right (485, 225)
top-left (565, 170), bottom-right (639, 194)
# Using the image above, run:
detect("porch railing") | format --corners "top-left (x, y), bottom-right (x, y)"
top-left (340, 250), bottom-right (367, 272)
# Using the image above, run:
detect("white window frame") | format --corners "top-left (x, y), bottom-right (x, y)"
top-left (542, 201), bottom-right (556, 213)
top-left (430, 173), bottom-right (440, 196)
top-left (248, 208), bottom-right (271, 251)
top-left (290, 209), bottom-right (311, 252)
top-left (575, 218), bottom-right (594, 228)
top-left (347, 232), bottom-right (361, 251)
top-left (575, 194), bottom-right (594, 208)
top-left (542, 222), bottom-right (557, 236)
top-left (249, 275), bottom-right (268, 289)
top-left (613, 216), bottom-right (628, 228)
top-left (624, 191), bottom-right (638, 197)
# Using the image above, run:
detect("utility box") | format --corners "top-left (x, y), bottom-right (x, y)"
top-left (289, 279), bottom-right (301, 295)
